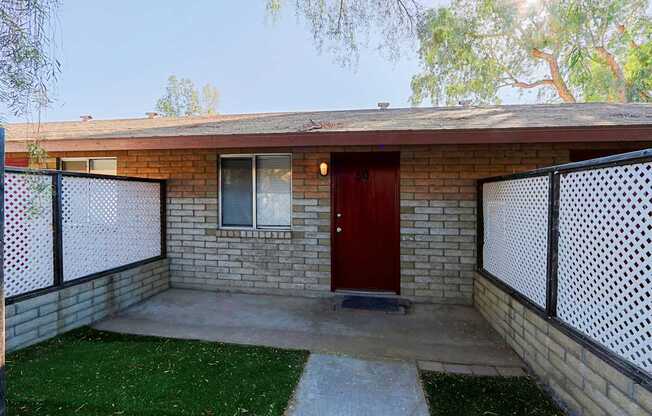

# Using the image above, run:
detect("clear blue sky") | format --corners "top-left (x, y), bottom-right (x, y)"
top-left (11, 1), bottom-right (544, 122)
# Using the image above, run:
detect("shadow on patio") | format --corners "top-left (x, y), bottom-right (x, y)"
top-left (94, 288), bottom-right (523, 368)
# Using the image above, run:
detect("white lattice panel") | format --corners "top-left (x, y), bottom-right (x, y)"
top-left (62, 177), bottom-right (161, 281)
top-left (3, 172), bottom-right (54, 297)
top-left (557, 162), bottom-right (652, 373)
top-left (483, 176), bottom-right (549, 307)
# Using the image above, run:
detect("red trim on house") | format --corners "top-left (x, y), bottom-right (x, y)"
top-left (5, 157), bottom-right (29, 167)
top-left (5, 125), bottom-right (652, 152)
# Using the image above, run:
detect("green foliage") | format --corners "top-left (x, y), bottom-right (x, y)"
top-left (201, 83), bottom-right (220, 115)
top-left (8, 327), bottom-right (308, 416)
top-left (156, 75), bottom-right (219, 117)
top-left (625, 40), bottom-right (652, 100)
top-left (412, 0), bottom-right (651, 105)
top-left (1, 1), bottom-right (59, 219)
top-left (23, 172), bottom-right (52, 219)
top-left (266, 0), bottom-right (423, 65)
top-left (266, 0), bottom-right (282, 15)
top-left (570, 53), bottom-right (621, 102)
top-left (26, 140), bottom-right (48, 166)
top-left (24, 141), bottom-right (52, 219)
top-left (410, 5), bottom-right (518, 105)
top-left (0, 0), bottom-right (60, 117)
top-left (273, 0), bottom-right (651, 105)
top-left (421, 371), bottom-right (565, 416)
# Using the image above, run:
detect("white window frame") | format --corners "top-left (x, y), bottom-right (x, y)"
top-left (219, 153), bottom-right (293, 230)
top-left (60, 157), bottom-right (117, 175)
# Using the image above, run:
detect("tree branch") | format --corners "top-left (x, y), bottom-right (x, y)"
top-left (531, 48), bottom-right (576, 103)
top-left (617, 24), bottom-right (639, 49)
top-left (336, 0), bottom-right (345, 33)
top-left (595, 46), bottom-right (626, 102)
top-left (396, 0), bottom-right (413, 25)
top-left (512, 79), bottom-right (555, 89)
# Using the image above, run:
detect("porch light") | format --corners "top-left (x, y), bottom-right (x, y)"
top-left (319, 161), bottom-right (329, 176)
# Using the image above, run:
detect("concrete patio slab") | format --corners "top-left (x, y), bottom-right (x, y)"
top-left (94, 289), bottom-right (522, 367)
top-left (287, 354), bottom-right (429, 416)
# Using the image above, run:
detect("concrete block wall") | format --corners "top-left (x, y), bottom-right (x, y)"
top-left (167, 200), bottom-right (333, 296)
top-left (399, 143), bottom-right (572, 303)
top-left (474, 273), bottom-right (652, 416)
top-left (17, 141), bottom-right (646, 305)
top-left (6, 259), bottom-right (169, 352)
top-left (162, 150), bottom-right (332, 297)
top-left (123, 144), bottom-right (570, 304)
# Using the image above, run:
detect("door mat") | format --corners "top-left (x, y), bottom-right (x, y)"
top-left (334, 295), bottom-right (411, 314)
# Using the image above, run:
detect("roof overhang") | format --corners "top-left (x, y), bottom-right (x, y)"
top-left (5, 124), bottom-right (652, 153)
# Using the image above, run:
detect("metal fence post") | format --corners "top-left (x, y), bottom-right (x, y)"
top-left (52, 172), bottom-right (64, 286)
top-left (545, 172), bottom-right (560, 317)
top-left (476, 180), bottom-right (484, 271)
top-left (0, 127), bottom-right (6, 416)
top-left (159, 181), bottom-right (167, 258)
top-left (476, 151), bottom-right (652, 387)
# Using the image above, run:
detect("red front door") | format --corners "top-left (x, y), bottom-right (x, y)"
top-left (331, 152), bottom-right (400, 293)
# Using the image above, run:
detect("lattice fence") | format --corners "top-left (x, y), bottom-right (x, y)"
top-left (480, 155), bottom-right (652, 377)
top-left (3, 170), bottom-right (163, 299)
top-left (557, 162), bottom-right (652, 373)
top-left (62, 177), bottom-right (162, 281)
top-left (482, 176), bottom-right (549, 308)
top-left (3, 172), bottom-right (54, 298)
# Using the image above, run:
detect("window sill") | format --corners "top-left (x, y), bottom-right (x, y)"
top-left (216, 229), bottom-right (293, 239)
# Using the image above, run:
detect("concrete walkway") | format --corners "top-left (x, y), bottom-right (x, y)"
top-left (287, 354), bottom-right (429, 416)
top-left (94, 289), bottom-right (522, 367)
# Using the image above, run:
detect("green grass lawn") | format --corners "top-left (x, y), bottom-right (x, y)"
top-left (421, 371), bottom-right (566, 416)
top-left (7, 327), bottom-right (308, 416)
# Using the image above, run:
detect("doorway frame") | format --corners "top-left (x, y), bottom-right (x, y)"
top-left (330, 151), bottom-right (401, 294)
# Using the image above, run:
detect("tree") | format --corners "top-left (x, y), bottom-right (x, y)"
top-left (0, 0), bottom-right (59, 170)
top-left (155, 76), bottom-right (219, 116)
top-left (412, 0), bottom-right (651, 105)
top-left (1, 0), bottom-right (60, 117)
top-left (0, 3), bottom-right (60, 414)
top-left (269, 0), bottom-right (651, 104)
top-left (201, 83), bottom-right (220, 115)
top-left (625, 40), bottom-right (652, 101)
top-left (156, 76), bottom-right (200, 117)
top-left (266, 0), bottom-right (423, 64)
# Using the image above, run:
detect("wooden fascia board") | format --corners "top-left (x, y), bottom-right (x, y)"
top-left (5, 125), bottom-right (652, 153)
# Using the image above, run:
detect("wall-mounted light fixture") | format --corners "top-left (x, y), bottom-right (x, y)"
top-left (319, 161), bottom-right (329, 177)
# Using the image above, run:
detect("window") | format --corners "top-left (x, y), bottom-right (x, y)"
top-left (220, 154), bottom-right (292, 229)
top-left (60, 158), bottom-right (117, 175)
top-left (61, 159), bottom-right (87, 173)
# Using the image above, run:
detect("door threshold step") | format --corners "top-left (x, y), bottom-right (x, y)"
top-left (334, 289), bottom-right (398, 297)
top-left (333, 295), bottom-right (412, 315)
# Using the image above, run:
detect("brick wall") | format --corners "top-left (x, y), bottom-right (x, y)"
top-left (6, 259), bottom-right (169, 352)
top-left (474, 273), bottom-right (652, 416)
top-left (158, 150), bottom-right (333, 297)
top-left (397, 144), bottom-right (563, 303)
top-left (12, 141), bottom-right (647, 304)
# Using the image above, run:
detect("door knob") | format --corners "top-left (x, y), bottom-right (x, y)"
top-left (336, 227), bottom-right (342, 233)
top-left (337, 213), bottom-right (342, 218)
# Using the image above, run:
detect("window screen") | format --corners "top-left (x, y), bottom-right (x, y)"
top-left (61, 160), bottom-right (88, 173)
top-left (256, 156), bottom-right (291, 227)
top-left (61, 158), bottom-right (117, 175)
top-left (89, 159), bottom-right (117, 175)
top-left (221, 158), bottom-right (253, 227)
